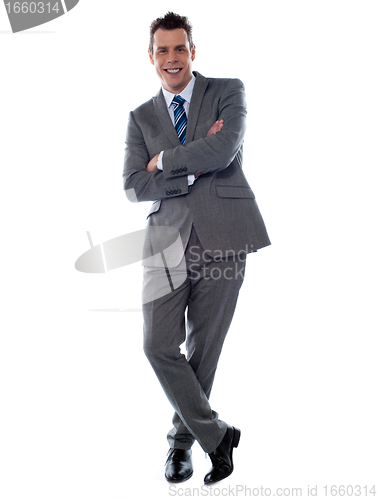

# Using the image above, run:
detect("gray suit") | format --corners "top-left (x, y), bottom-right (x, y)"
top-left (123, 71), bottom-right (270, 453)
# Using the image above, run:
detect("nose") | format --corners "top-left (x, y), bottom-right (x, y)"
top-left (167, 50), bottom-right (178, 64)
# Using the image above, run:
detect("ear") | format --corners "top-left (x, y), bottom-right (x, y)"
top-left (191, 45), bottom-right (196, 62)
top-left (148, 49), bottom-right (154, 65)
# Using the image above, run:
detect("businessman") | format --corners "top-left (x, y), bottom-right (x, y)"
top-left (123, 12), bottom-right (271, 484)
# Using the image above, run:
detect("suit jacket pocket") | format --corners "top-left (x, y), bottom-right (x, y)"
top-left (146, 200), bottom-right (162, 219)
top-left (216, 185), bottom-right (255, 199)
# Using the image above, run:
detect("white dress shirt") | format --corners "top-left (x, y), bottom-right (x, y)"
top-left (157, 75), bottom-right (196, 186)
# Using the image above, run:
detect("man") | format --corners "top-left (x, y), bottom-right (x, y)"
top-left (123, 12), bottom-right (270, 485)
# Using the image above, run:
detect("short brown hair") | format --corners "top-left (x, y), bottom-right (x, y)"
top-left (149, 12), bottom-right (194, 54)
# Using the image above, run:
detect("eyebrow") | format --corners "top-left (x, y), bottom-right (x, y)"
top-left (156, 44), bottom-right (187, 51)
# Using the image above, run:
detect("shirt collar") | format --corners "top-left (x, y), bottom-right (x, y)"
top-left (162, 75), bottom-right (196, 109)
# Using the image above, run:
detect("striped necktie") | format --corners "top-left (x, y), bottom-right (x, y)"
top-left (172, 95), bottom-right (187, 144)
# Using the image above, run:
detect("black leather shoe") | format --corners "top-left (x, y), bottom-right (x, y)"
top-left (204, 426), bottom-right (240, 485)
top-left (165, 448), bottom-right (193, 483)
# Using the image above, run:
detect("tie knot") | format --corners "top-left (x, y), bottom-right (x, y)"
top-left (172, 95), bottom-right (185, 108)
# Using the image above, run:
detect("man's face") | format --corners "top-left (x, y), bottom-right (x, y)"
top-left (148, 28), bottom-right (196, 94)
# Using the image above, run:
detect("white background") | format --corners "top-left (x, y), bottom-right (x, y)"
top-left (1, 1), bottom-right (377, 499)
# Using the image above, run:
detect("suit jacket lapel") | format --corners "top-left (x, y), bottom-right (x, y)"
top-left (153, 90), bottom-right (181, 148)
top-left (152, 72), bottom-right (209, 147)
top-left (186, 72), bottom-right (208, 144)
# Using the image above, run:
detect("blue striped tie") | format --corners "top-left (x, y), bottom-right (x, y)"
top-left (172, 95), bottom-right (187, 144)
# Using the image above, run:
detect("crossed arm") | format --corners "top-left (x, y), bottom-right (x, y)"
top-left (123, 78), bottom-right (247, 203)
top-left (146, 120), bottom-right (224, 174)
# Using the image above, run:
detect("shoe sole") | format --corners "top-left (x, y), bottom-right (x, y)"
top-left (232, 427), bottom-right (241, 448)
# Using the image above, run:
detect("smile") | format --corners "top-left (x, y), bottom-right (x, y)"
top-left (165, 69), bottom-right (182, 74)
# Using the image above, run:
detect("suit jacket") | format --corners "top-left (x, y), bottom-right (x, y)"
top-left (123, 71), bottom-right (271, 265)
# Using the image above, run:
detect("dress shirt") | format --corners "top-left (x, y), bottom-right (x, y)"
top-left (157, 75), bottom-right (196, 186)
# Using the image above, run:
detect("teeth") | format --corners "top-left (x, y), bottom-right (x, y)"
top-left (167, 69), bottom-right (180, 74)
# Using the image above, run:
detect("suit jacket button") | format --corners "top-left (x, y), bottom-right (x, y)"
top-left (178, 189), bottom-right (181, 194)
top-left (183, 167), bottom-right (187, 172)
top-left (170, 170), bottom-right (175, 175)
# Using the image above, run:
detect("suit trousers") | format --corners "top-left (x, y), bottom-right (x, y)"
top-left (142, 225), bottom-right (246, 454)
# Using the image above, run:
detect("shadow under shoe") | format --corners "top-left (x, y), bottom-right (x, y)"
top-left (165, 448), bottom-right (193, 483)
top-left (204, 426), bottom-right (241, 485)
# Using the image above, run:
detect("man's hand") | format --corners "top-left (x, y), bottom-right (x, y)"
top-left (207, 119), bottom-right (224, 136)
top-left (146, 153), bottom-right (160, 172)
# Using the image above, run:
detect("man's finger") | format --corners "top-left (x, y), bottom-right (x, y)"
top-left (207, 119), bottom-right (224, 136)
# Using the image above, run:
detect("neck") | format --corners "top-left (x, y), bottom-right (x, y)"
top-left (162, 74), bottom-right (193, 95)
